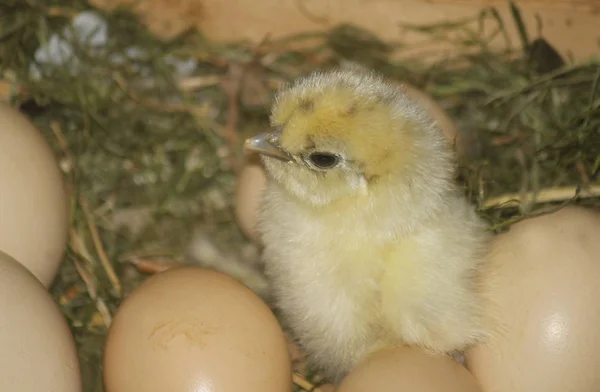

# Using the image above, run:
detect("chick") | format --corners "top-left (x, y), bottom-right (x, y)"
top-left (244, 67), bottom-right (492, 383)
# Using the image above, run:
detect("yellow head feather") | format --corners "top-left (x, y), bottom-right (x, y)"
top-left (261, 67), bottom-right (453, 207)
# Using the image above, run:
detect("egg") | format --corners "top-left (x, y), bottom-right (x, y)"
top-left (0, 250), bottom-right (82, 391)
top-left (0, 102), bottom-right (69, 287)
top-left (234, 84), bottom-right (459, 246)
top-left (103, 266), bottom-right (293, 392)
top-left (318, 383), bottom-right (337, 392)
top-left (465, 206), bottom-right (600, 392)
top-left (398, 82), bottom-right (459, 148)
top-left (336, 346), bottom-right (482, 392)
top-left (234, 152), bottom-right (266, 245)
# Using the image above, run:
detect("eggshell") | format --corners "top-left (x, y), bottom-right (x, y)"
top-left (465, 206), bottom-right (600, 392)
top-left (234, 152), bottom-right (266, 244)
top-left (336, 346), bottom-right (482, 392)
top-left (103, 266), bottom-right (293, 392)
top-left (0, 102), bottom-right (69, 287)
top-left (0, 250), bottom-right (82, 391)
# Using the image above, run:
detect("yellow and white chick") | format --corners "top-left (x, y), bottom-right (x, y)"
top-left (245, 67), bottom-right (492, 383)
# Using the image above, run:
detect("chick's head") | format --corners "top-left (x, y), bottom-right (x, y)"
top-left (246, 68), bottom-right (453, 207)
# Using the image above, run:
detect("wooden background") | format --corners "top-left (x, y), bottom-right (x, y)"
top-left (90, 0), bottom-right (600, 61)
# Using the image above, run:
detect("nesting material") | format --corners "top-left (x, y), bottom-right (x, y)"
top-left (89, 0), bottom-right (204, 39)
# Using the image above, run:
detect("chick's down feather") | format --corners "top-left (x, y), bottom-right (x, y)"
top-left (249, 67), bottom-right (492, 383)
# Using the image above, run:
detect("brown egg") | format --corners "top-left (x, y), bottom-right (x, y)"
top-left (318, 383), bottom-right (337, 392)
top-left (0, 102), bottom-right (69, 287)
top-left (0, 250), bottom-right (82, 391)
top-left (234, 152), bottom-right (266, 245)
top-left (465, 206), bottom-right (600, 392)
top-left (398, 82), bottom-right (460, 151)
top-left (103, 266), bottom-right (293, 392)
top-left (337, 346), bottom-right (482, 392)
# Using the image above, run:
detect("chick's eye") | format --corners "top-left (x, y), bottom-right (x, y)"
top-left (307, 152), bottom-right (339, 169)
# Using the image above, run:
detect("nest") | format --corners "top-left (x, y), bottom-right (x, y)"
top-left (1, 0), bottom-right (599, 390)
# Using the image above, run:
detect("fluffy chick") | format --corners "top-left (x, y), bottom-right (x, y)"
top-left (245, 67), bottom-right (492, 383)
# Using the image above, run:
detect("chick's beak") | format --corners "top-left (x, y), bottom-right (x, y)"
top-left (244, 132), bottom-right (292, 161)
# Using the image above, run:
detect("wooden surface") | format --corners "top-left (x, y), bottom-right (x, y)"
top-left (91, 0), bottom-right (600, 61)
top-left (200, 0), bottom-right (599, 61)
